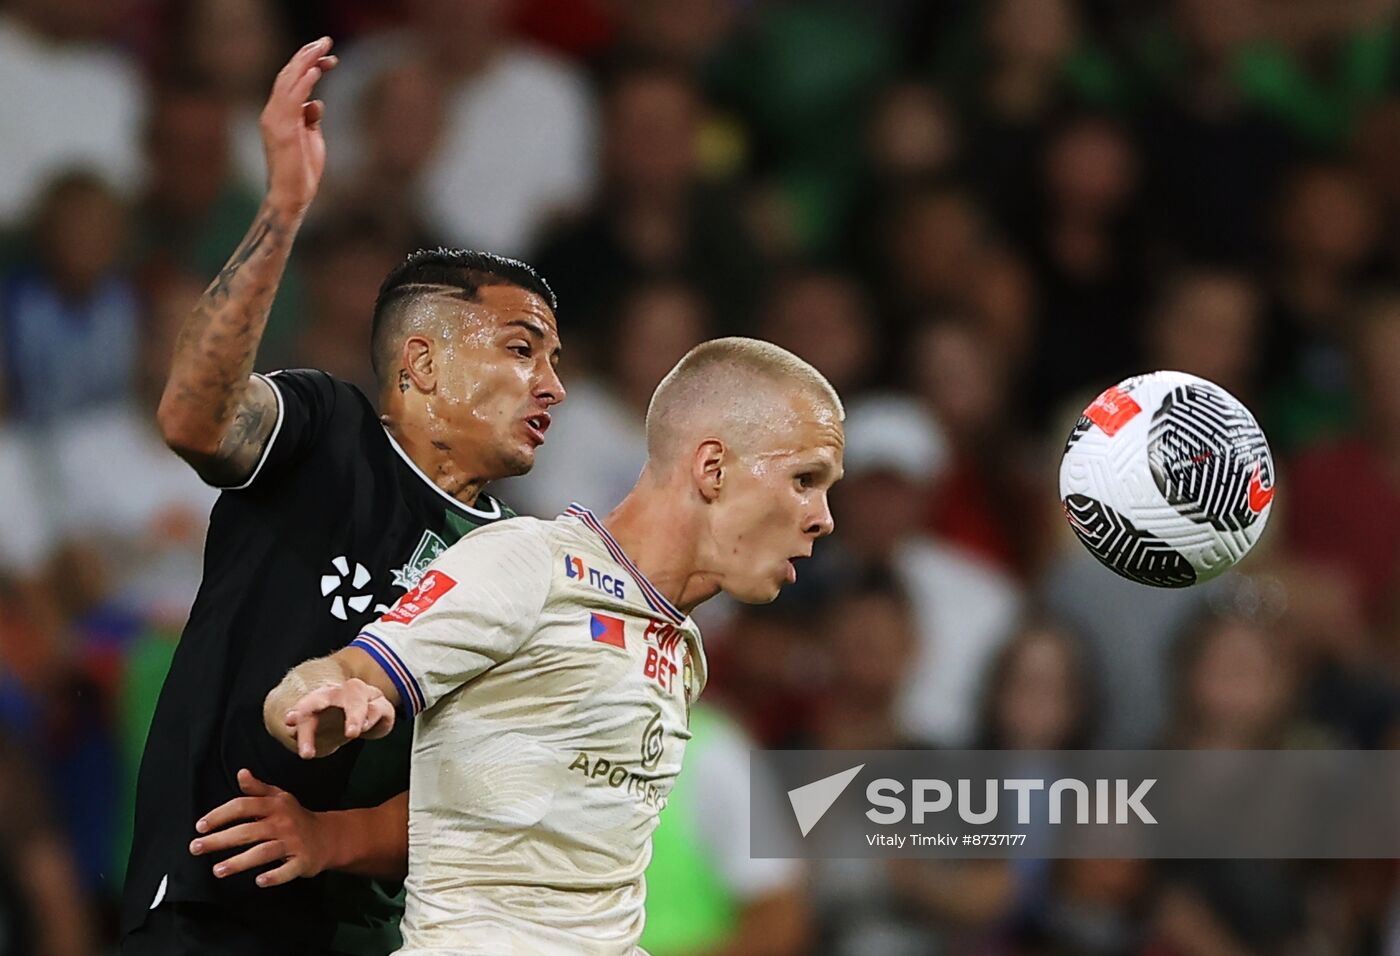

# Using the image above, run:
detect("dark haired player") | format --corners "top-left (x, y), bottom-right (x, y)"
top-left (120, 38), bottom-right (564, 955)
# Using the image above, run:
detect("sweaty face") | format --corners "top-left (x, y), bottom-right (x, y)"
top-left (424, 285), bottom-right (564, 480)
top-left (710, 395), bottom-right (844, 603)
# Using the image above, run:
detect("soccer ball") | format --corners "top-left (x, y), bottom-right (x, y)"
top-left (1059, 371), bottom-right (1274, 587)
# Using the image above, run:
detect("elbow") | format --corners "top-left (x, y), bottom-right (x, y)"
top-left (156, 395), bottom-right (221, 458)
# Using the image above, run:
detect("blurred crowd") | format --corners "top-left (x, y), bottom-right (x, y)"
top-left (3, 0), bottom-right (1400, 953)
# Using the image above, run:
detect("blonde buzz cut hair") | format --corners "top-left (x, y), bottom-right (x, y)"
top-left (644, 336), bottom-right (845, 462)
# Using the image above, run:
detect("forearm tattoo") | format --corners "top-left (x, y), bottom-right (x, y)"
top-left (164, 207), bottom-right (295, 460)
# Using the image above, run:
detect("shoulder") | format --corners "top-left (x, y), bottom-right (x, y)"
top-left (261, 367), bottom-right (357, 402)
top-left (264, 368), bottom-right (379, 434)
top-left (434, 516), bottom-right (559, 573)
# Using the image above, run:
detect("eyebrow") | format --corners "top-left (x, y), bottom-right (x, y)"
top-left (800, 458), bottom-right (840, 480)
top-left (505, 318), bottom-right (562, 360)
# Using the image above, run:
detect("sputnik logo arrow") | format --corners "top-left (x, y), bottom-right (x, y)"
top-left (787, 764), bottom-right (864, 837)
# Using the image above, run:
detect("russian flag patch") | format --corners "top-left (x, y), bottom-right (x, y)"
top-left (590, 612), bottom-right (626, 649)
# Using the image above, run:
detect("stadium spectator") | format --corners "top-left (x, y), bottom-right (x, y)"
top-left (910, 319), bottom-right (1042, 573)
top-left (1287, 295), bottom-right (1400, 633)
top-left (1264, 162), bottom-right (1381, 451)
top-left (1164, 609), bottom-right (1328, 750)
top-left (1039, 499), bottom-right (1227, 747)
top-left (42, 269), bottom-right (218, 628)
top-left (808, 569), bottom-right (927, 752)
top-left (1147, 267), bottom-right (1265, 405)
top-left (0, 171), bottom-right (139, 426)
top-left (1003, 858), bottom-right (1152, 955)
top-left (879, 184), bottom-right (993, 325)
top-left (807, 571), bottom-right (1016, 955)
top-left (755, 268), bottom-right (881, 400)
top-left (1151, 609), bottom-right (1322, 956)
top-left (166, 0), bottom-right (291, 195)
top-left (829, 395), bottom-right (1021, 747)
top-left (705, 2), bottom-right (894, 253)
top-left (534, 60), bottom-right (761, 332)
top-left (134, 83), bottom-right (307, 366)
top-left (971, 621), bottom-right (1101, 951)
top-left (844, 81), bottom-right (965, 278)
top-left (0, 0), bottom-right (144, 226)
top-left (322, 0), bottom-right (598, 255)
top-left (1020, 113), bottom-right (1149, 416)
top-left (288, 211), bottom-right (417, 397)
top-left (0, 416), bottom-right (54, 582)
top-left (1135, 0), bottom-right (1300, 263)
top-left (315, 62), bottom-right (446, 243)
top-left (935, 0), bottom-right (1114, 229)
top-left (699, 600), bottom-right (816, 750)
top-left (976, 620), bottom-right (1098, 751)
top-left (0, 731), bottom-right (96, 956)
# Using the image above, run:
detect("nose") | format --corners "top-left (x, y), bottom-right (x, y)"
top-left (536, 359), bottom-right (566, 407)
top-left (806, 494), bottom-right (835, 539)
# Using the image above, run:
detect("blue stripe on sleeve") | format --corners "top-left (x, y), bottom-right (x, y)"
top-left (350, 634), bottom-right (424, 716)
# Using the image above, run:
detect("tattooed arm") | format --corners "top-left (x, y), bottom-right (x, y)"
top-left (157, 37), bottom-right (338, 485)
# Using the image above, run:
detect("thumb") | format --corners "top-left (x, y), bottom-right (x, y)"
top-left (238, 768), bottom-right (277, 796)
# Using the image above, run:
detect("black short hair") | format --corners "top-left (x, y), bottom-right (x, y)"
top-left (370, 247), bottom-right (558, 386)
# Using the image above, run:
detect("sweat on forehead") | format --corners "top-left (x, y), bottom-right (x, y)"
top-left (644, 337), bottom-right (844, 460)
top-left (371, 283), bottom-right (543, 384)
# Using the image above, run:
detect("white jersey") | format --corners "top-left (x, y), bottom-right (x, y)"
top-left (351, 505), bottom-right (707, 955)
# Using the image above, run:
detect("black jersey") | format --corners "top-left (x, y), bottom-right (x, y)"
top-left (121, 370), bottom-right (512, 955)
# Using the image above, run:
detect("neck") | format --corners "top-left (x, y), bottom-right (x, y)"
top-left (382, 414), bottom-right (488, 508)
top-left (603, 476), bottom-right (718, 614)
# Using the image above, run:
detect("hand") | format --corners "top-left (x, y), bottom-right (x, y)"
top-left (190, 769), bottom-right (331, 887)
top-left (280, 678), bottom-right (396, 759)
top-left (261, 36), bottom-right (338, 216)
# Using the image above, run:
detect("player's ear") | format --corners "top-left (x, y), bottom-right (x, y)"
top-left (693, 439), bottom-right (725, 502)
top-left (402, 336), bottom-right (436, 392)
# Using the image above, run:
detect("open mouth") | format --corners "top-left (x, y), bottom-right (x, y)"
top-left (524, 412), bottom-right (552, 446)
top-left (785, 551), bottom-right (811, 584)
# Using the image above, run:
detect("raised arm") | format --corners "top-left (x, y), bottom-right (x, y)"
top-left (157, 37), bottom-right (337, 486)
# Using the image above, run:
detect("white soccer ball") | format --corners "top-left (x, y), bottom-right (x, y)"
top-left (1059, 371), bottom-right (1275, 587)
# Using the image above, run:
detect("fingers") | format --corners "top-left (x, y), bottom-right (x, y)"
top-left (254, 856), bottom-right (307, 888)
top-left (195, 796), bottom-right (261, 835)
top-left (294, 709), bottom-right (320, 759)
top-left (288, 65), bottom-right (325, 110)
top-left (274, 37), bottom-right (333, 95)
top-left (363, 698), bottom-right (397, 740)
top-left (342, 687), bottom-right (369, 741)
top-left (303, 100), bottom-right (324, 128)
top-left (190, 821), bottom-right (267, 857)
top-left (316, 55), bottom-right (339, 73)
top-left (237, 768), bottom-right (277, 797)
top-left (211, 839), bottom-right (287, 880)
top-left (285, 686), bottom-right (334, 757)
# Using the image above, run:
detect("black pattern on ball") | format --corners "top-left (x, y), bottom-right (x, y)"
top-left (1147, 384), bottom-right (1272, 532)
top-left (1063, 493), bottom-right (1198, 588)
top-left (1064, 415), bottom-right (1092, 454)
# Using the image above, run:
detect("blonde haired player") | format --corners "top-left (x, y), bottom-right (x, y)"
top-left (262, 337), bottom-right (843, 954)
